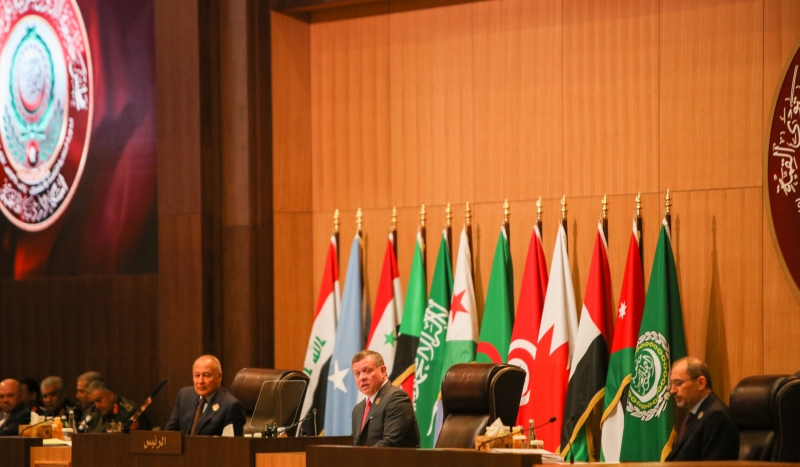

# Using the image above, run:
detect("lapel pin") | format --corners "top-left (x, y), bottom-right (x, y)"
top-left (375, 398), bottom-right (380, 406)
top-left (697, 411), bottom-right (703, 420)
top-left (212, 404), bottom-right (220, 412)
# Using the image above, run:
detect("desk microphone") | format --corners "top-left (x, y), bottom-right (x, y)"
top-left (280, 408), bottom-right (318, 437)
top-left (19, 416), bottom-right (54, 437)
top-left (475, 416), bottom-right (557, 450)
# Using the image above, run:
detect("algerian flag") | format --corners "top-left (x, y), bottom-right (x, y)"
top-left (368, 233), bottom-right (404, 377)
top-left (391, 231), bottom-right (427, 397)
top-left (477, 226), bottom-right (514, 363)
top-left (600, 218), bottom-right (645, 462)
top-left (619, 218), bottom-right (687, 462)
top-left (414, 230), bottom-right (453, 448)
top-left (562, 222), bottom-right (613, 461)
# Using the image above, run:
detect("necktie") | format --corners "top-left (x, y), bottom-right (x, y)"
top-left (360, 399), bottom-right (371, 432)
top-left (678, 412), bottom-right (696, 442)
top-left (190, 397), bottom-right (205, 435)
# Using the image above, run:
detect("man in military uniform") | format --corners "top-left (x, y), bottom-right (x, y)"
top-left (85, 381), bottom-right (150, 432)
top-left (75, 371), bottom-right (103, 432)
top-left (40, 376), bottom-right (73, 418)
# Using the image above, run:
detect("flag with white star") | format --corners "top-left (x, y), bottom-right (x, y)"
top-left (367, 232), bottom-right (404, 377)
top-left (324, 234), bottom-right (364, 436)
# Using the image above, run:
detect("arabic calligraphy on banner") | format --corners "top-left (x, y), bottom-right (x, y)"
top-left (767, 48), bottom-right (800, 298)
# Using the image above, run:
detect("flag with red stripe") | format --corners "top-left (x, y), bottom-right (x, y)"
top-left (368, 232), bottom-right (404, 376)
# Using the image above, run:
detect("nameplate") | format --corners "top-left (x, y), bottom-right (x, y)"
top-left (130, 431), bottom-right (183, 455)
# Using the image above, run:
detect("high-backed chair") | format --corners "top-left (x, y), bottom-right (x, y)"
top-left (229, 368), bottom-right (309, 435)
top-left (434, 363), bottom-right (526, 448)
top-left (729, 374), bottom-right (800, 462)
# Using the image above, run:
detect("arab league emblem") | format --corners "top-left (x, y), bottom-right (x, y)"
top-left (0, 0), bottom-right (92, 231)
top-left (212, 404), bottom-right (219, 412)
top-left (626, 331), bottom-right (671, 421)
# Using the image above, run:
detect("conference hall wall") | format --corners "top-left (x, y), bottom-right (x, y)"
top-left (272, 0), bottom-right (800, 402)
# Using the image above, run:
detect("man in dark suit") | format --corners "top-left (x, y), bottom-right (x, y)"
top-left (165, 355), bottom-right (246, 436)
top-left (0, 379), bottom-right (31, 436)
top-left (351, 350), bottom-right (419, 447)
top-left (666, 357), bottom-right (739, 461)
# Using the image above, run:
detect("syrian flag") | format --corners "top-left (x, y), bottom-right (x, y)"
top-left (390, 231), bottom-right (427, 398)
top-left (324, 234), bottom-right (364, 436)
top-left (561, 222), bottom-right (614, 461)
top-left (477, 226), bottom-right (514, 363)
top-left (509, 225), bottom-right (548, 427)
top-left (368, 233), bottom-right (404, 376)
top-left (529, 223), bottom-right (577, 452)
top-left (299, 235), bottom-right (341, 436)
top-left (600, 218), bottom-right (645, 462)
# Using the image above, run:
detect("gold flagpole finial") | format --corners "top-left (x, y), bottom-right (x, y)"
top-left (561, 195), bottom-right (567, 220)
top-left (602, 194), bottom-right (608, 219)
top-left (333, 209), bottom-right (340, 233)
top-left (665, 189), bottom-right (671, 216)
top-left (356, 208), bottom-right (363, 232)
top-left (420, 204), bottom-right (426, 227)
top-left (445, 203), bottom-right (452, 227)
top-left (465, 202), bottom-right (472, 226)
top-left (392, 207), bottom-right (397, 230)
top-left (536, 197), bottom-right (542, 221)
top-left (503, 198), bottom-right (510, 223)
top-left (636, 192), bottom-right (641, 218)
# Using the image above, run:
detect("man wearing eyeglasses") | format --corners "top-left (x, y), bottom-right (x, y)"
top-left (665, 357), bottom-right (739, 461)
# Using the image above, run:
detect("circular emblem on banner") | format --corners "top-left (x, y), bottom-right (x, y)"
top-left (0, 0), bottom-right (92, 231)
top-left (767, 45), bottom-right (800, 300)
top-left (626, 331), bottom-right (671, 421)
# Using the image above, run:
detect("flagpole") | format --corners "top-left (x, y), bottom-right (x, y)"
top-left (503, 198), bottom-right (510, 246)
top-left (561, 195), bottom-right (568, 253)
top-left (636, 193), bottom-right (643, 275)
top-left (391, 206), bottom-right (398, 258)
top-left (446, 203), bottom-right (453, 264)
top-left (601, 194), bottom-right (609, 242)
top-left (664, 189), bottom-right (672, 232)
top-left (465, 202), bottom-right (473, 274)
top-left (334, 209), bottom-right (340, 265)
top-left (536, 197), bottom-right (543, 242)
top-left (420, 204), bottom-right (427, 276)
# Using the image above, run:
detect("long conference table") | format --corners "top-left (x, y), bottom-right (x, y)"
top-left (5, 435), bottom-right (800, 467)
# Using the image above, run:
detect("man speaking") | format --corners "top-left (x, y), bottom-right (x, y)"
top-left (350, 350), bottom-right (419, 447)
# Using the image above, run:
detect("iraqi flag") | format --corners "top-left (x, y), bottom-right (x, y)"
top-left (509, 225), bottom-right (548, 426)
top-left (299, 235), bottom-right (341, 435)
top-left (600, 218), bottom-right (645, 462)
top-left (368, 233), bottom-right (404, 376)
top-left (529, 223), bottom-right (577, 452)
top-left (561, 222), bottom-right (613, 461)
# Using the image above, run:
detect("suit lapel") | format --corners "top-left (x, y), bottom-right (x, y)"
top-left (672, 393), bottom-right (715, 454)
top-left (360, 383), bottom-right (390, 440)
top-left (195, 390), bottom-right (223, 433)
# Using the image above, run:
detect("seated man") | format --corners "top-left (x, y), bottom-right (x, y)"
top-left (350, 350), bottom-right (419, 447)
top-left (75, 371), bottom-right (103, 432)
top-left (0, 379), bottom-right (31, 436)
top-left (666, 356), bottom-right (740, 461)
top-left (40, 376), bottom-right (73, 418)
top-left (85, 381), bottom-right (151, 432)
top-left (18, 378), bottom-right (41, 413)
top-left (165, 355), bottom-right (245, 436)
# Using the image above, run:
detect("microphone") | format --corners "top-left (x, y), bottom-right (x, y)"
top-left (19, 416), bottom-right (55, 437)
top-left (280, 408), bottom-right (318, 437)
top-left (122, 379), bottom-right (170, 434)
top-left (476, 416), bottom-right (557, 450)
top-left (312, 408), bottom-right (317, 436)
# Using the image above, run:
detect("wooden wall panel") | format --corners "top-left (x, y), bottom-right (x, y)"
top-left (311, 3), bottom-right (391, 212)
top-left (660, 0), bottom-right (762, 191)
top-left (388, 0), bottom-right (474, 207)
top-left (473, 0), bottom-right (563, 202)
top-left (563, 0), bottom-right (659, 197)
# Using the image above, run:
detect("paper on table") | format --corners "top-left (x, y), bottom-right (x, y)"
top-left (222, 424), bottom-right (234, 437)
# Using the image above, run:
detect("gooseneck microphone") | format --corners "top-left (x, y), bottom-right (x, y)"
top-left (475, 416), bottom-right (557, 450)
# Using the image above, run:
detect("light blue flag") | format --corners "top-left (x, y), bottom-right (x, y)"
top-left (324, 234), bottom-right (364, 435)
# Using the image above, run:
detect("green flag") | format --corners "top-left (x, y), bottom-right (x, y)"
top-left (476, 226), bottom-right (514, 363)
top-left (619, 218), bottom-right (687, 462)
top-left (414, 230), bottom-right (453, 448)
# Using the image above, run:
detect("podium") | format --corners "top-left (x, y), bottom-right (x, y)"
top-left (306, 445), bottom-right (542, 467)
top-left (0, 436), bottom-right (42, 466)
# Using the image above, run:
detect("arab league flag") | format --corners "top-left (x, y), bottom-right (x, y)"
top-left (530, 223), bottom-right (577, 452)
top-left (368, 233), bottom-right (404, 377)
top-left (600, 218), bottom-right (645, 462)
top-left (414, 230), bottom-right (453, 448)
top-left (477, 226), bottom-right (514, 363)
top-left (324, 234), bottom-right (364, 436)
top-left (619, 218), bottom-right (687, 462)
top-left (509, 224), bottom-right (548, 427)
top-left (299, 235), bottom-right (341, 435)
top-left (391, 231), bottom-right (427, 398)
top-left (562, 222), bottom-right (613, 461)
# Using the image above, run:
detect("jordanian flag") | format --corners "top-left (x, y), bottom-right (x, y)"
top-left (477, 226), bottom-right (514, 363)
top-left (509, 225), bottom-right (548, 427)
top-left (414, 231), bottom-right (453, 448)
top-left (620, 218), bottom-right (687, 462)
top-left (530, 224), bottom-right (577, 452)
top-left (390, 231), bottom-right (427, 398)
top-left (562, 222), bottom-right (613, 461)
top-left (368, 233), bottom-right (404, 377)
top-left (600, 218), bottom-right (644, 462)
top-left (299, 235), bottom-right (341, 435)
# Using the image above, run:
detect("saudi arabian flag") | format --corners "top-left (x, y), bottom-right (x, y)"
top-left (413, 230), bottom-right (453, 448)
top-left (477, 226), bottom-right (514, 363)
top-left (619, 218), bottom-right (687, 462)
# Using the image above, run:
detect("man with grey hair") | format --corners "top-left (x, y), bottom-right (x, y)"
top-left (75, 371), bottom-right (103, 431)
top-left (84, 381), bottom-right (150, 432)
top-left (666, 356), bottom-right (739, 461)
top-left (165, 355), bottom-right (245, 436)
top-left (0, 379), bottom-right (30, 436)
top-left (40, 376), bottom-right (72, 417)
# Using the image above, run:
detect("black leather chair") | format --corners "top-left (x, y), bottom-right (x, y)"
top-left (729, 374), bottom-right (800, 462)
top-left (434, 363), bottom-right (526, 448)
top-left (229, 368), bottom-right (309, 435)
